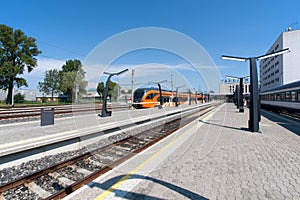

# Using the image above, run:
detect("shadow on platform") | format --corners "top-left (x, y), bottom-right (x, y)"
top-left (90, 174), bottom-right (208, 199)
top-left (199, 120), bottom-right (248, 132)
top-left (261, 110), bottom-right (300, 136)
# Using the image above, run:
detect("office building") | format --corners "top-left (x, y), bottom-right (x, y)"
top-left (260, 29), bottom-right (300, 92)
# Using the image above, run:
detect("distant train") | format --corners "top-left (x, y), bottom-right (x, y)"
top-left (132, 87), bottom-right (205, 109)
top-left (260, 80), bottom-right (300, 113)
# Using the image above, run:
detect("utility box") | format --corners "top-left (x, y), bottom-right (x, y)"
top-left (41, 108), bottom-right (54, 126)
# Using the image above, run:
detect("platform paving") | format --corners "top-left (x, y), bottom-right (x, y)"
top-left (65, 103), bottom-right (300, 200)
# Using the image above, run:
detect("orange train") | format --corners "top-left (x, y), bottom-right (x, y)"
top-left (132, 87), bottom-right (205, 109)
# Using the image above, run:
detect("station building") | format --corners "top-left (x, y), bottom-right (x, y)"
top-left (260, 29), bottom-right (300, 92)
top-left (218, 79), bottom-right (251, 102)
top-left (219, 79), bottom-right (251, 95)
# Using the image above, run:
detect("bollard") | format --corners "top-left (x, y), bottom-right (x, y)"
top-left (41, 108), bottom-right (54, 126)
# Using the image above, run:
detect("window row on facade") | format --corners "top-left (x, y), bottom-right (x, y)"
top-left (262, 78), bottom-right (280, 87)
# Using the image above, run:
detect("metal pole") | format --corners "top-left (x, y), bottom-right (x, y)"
top-left (239, 78), bottom-right (244, 112)
top-left (131, 69), bottom-right (134, 106)
top-left (235, 85), bottom-right (240, 109)
top-left (171, 74), bottom-right (173, 104)
top-left (158, 83), bottom-right (163, 109)
top-left (100, 69), bottom-right (128, 117)
top-left (101, 74), bottom-right (113, 117)
top-left (248, 57), bottom-right (260, 132)
top-left (11, 86), bottom-right (14, 106)
top-left (222, 49), bottom-right (290, 133)
top-left (75, 83), bottom-right (79, 104)
top-left (189, 90), bottom-right (191, 105)
top-left (175, 88), bottom-right (179, 107)
top-left (171, 74), bottom-right (173, 93)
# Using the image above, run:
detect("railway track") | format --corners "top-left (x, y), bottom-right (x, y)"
top-left (0, 103), bottom-right (219, 199)
top-left (0, 104), bottom-right (130, 121)
top-left (278, 110), bottom-right (300, 120)
top-left (261, 107), bottom-right (300, 121)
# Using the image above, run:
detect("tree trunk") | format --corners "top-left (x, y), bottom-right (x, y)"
top-left (6, 81), bottom-right (13, 105)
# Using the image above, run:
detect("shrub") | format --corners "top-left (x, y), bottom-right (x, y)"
top-left (14, 93), bottom-right (25, 103)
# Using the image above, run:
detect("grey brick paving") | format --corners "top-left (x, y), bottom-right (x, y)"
top-left (127, 103), bottom-right (300, 199)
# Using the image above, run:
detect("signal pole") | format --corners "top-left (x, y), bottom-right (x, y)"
top-left (171, 74), bottom-right (174, 104)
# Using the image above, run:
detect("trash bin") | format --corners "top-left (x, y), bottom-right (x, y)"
top-left (41, 108), bottom-right (54, 126)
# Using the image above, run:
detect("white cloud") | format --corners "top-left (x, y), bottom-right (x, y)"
top-left (22, 58), bottom-right (65, 89)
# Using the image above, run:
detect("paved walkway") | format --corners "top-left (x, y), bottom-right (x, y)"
top-left (65, 103), bottom-right (300, 200)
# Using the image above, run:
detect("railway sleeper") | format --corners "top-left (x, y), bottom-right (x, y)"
top-left (49, 172), bottom-right (75, 186)
top-left (26, 181), bottom-right (51, 199)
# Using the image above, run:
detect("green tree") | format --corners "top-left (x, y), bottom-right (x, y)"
top-left (59, 59), bottom-right (87, 102)
top-left (14, 93), bottom-right (25, 103)
top-left (97, 82), bottom-right (105, 97)
top-left (97, 81), bottom-right (120, 101)
top-left (38, 69), bottom-right (60, 101)
top-left (0, 24), bottom-right (41, 104)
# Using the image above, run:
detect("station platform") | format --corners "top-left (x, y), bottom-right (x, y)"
top-left (0, 103), bottom-right (211, 162)
top-left (65, 103), bottom-right (300, 199)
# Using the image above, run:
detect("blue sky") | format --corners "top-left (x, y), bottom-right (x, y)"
top-left (1, 0), bottom-right (300, 92)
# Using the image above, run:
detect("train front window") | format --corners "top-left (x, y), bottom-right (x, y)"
top-left (146, 93), bottom-right (156, 100)
top-left (298, 91), bottom-right (300, 102)
top-left (133, 90), bottom-right (145, 102)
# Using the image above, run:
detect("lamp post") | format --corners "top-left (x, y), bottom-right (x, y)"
top-left (201, 92), bottom-right (204, 103)
top-left (100, 69), bottom-right (128, 117)
top-left (193, 88), bottom-right (198, 104)
top-left (174, 85), bottom-right (184, 107)
top-left (149, 80), bottom-right (167, 109)
top-left (188, 89), bottom-right (192, 105)
top-left (226, 75), bottom-right (249, 112)
top-left (221, 48), bottom-right (290, 132)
